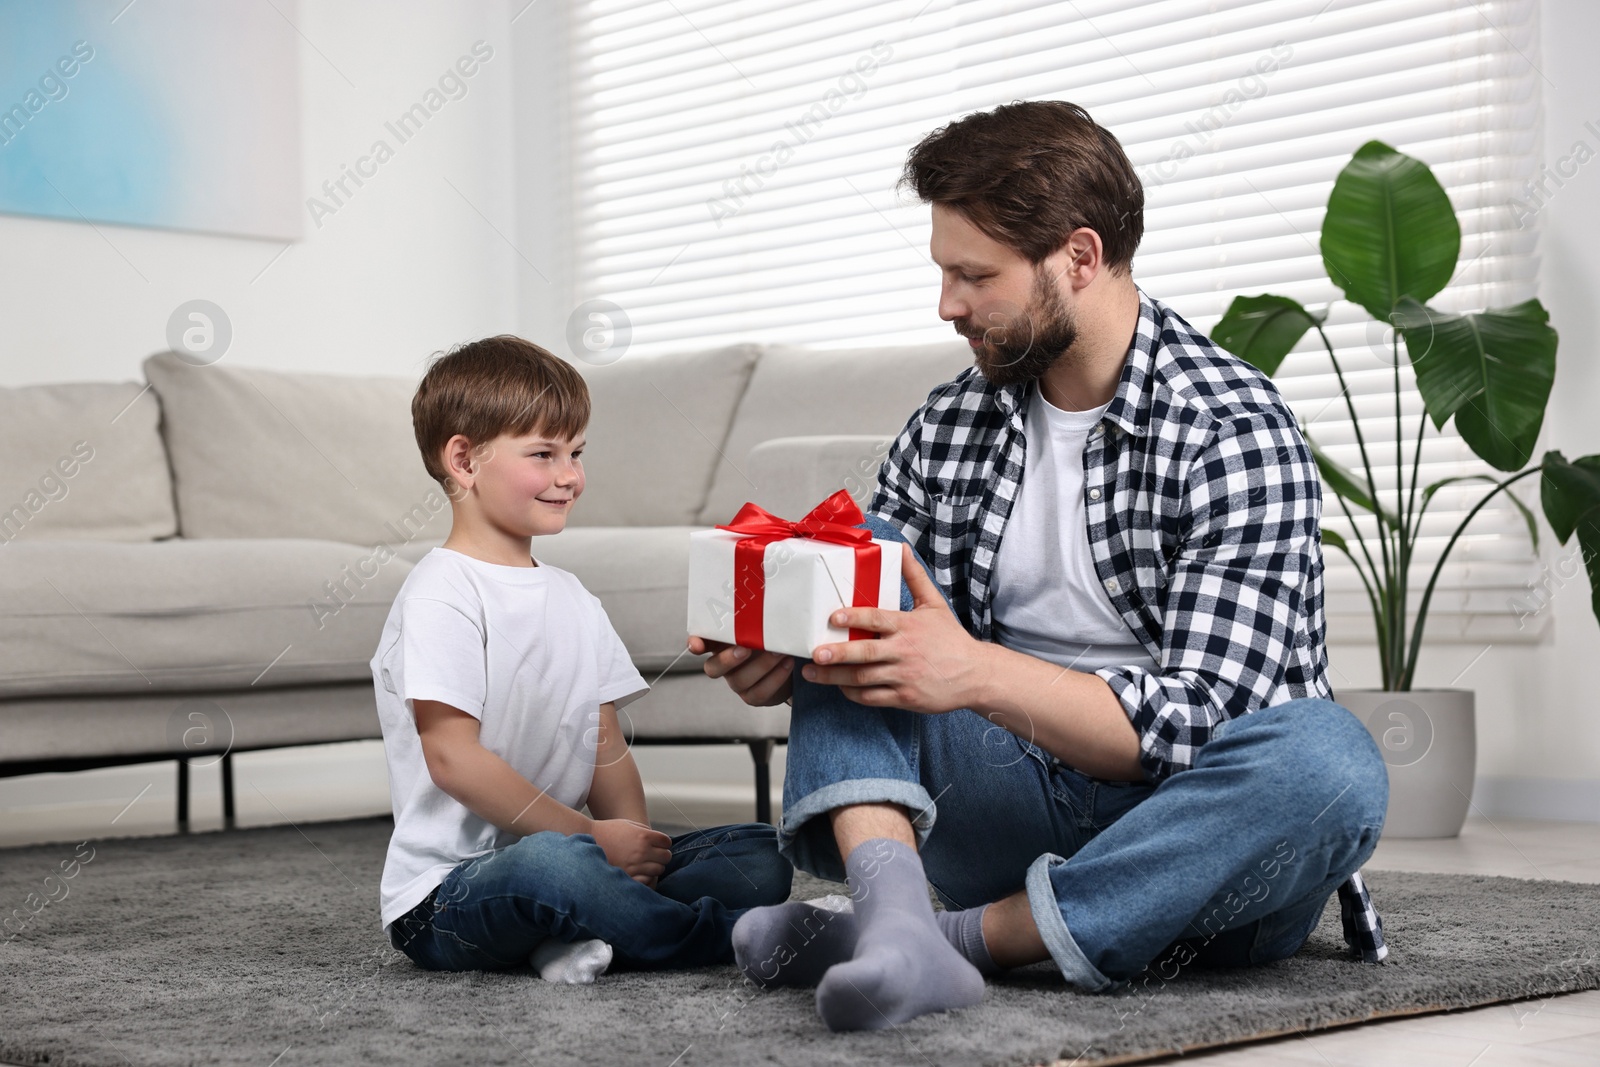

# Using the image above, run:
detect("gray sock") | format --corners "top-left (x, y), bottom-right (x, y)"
top-left (814, 838), bottom-right (985, 1031)
top-left (731, 896), bottom-right (1001, 988)
top-left (936, 904), bottom-right (1002, 976)
top-left (731, 895), bottom-right (857, 989)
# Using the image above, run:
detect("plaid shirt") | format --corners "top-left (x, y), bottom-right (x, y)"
top-left (868, 287), bottom-right (1386, 963)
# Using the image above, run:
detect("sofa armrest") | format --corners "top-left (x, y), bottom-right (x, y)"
top-left (743, 435), bottom-right (895, 521)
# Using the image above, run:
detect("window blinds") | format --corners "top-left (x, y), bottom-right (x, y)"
top-left (567, 0), bottom-right (1546, 640)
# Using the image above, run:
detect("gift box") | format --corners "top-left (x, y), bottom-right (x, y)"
top-left (687, 489), bottom-right (902, 660)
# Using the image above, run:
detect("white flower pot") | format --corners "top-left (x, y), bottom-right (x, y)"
top-left (1334, 688), bottom-right (1476, 839)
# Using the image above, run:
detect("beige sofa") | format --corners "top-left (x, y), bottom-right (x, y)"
top-left (0, 340), bottom-right (973, 827)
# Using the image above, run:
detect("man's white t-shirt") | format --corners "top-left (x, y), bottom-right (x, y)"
top-left (991, 383), bottom-right (1160, 675)
top-left (370, 546), bottom-right (648, 932)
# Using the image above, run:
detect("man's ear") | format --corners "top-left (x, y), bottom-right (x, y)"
top-left (1053, 227), bottom-right (1105, 290)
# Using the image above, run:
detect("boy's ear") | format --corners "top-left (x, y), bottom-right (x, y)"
top-left (441, 433), bottom-right (481, 493)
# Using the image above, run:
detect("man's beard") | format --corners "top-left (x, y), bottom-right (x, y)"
top-left (958, 267), bottom-right (1080, 387)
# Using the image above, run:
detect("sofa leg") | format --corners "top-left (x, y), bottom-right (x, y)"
top-left (222, 752), bottom-right (236, 830)
top-left (176, 758), bottom-right (190, 833)
top-left (746, 739), bottom-right (776, 826)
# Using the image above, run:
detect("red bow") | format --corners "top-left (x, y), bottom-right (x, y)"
top-left (715, 489), bottom-right (883, 648)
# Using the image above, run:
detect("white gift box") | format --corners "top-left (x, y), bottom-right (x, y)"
top-left (686, 528), bottom-right (903, 660)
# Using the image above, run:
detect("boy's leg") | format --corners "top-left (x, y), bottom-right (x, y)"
top-left (654, 823), bottom-right (794, 909)
top-left (393, 830), bottom-right (752, 972)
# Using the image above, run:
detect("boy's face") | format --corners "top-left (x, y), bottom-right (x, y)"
top-left (464, 429), bottom-right (585, 537)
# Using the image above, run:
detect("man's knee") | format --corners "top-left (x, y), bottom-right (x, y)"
top-left (859, 512), bottom-right (909, 544)
top-left (1274, 698), bottom-right (1390, 835)
top-left (857, 513), bottom-right (950, 615)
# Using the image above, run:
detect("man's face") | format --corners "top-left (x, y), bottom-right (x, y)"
top-left (930, 204), bottom-right (1080, 387)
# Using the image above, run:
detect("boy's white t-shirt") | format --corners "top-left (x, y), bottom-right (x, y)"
top-left (370, 546), bottom-right (649, 933)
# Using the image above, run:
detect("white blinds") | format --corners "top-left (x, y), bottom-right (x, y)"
top-left (568, 0), bottom-right (1546, 640)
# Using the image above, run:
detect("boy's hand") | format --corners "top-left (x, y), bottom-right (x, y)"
top-left (591, 818), bottom-right (672, 888)
top-left (688, 635), bottom-right (794, 707)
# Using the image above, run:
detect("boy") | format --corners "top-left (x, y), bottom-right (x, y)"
top-left (372, 335), bottom-right (793, 982)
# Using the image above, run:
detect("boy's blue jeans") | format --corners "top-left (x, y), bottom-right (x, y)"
top-left (779, 513), bottom-right (1388, 992)
top-left (390, 823), bottom-right (793, 971)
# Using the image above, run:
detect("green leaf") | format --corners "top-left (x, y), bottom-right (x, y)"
top-left (1306, 433), bottom-right (1399, 529)
top-left (1505, 483), bottom-right (1542, 556)
top-left (1421, 474), bottom-right (1540, 554)
top-left (1539, 451), bottom-right (1600, 628)
top-left (1541, 451), bottom-right (1600, 543)
top-left (1420, 474), bottom-right (1483, 511)
top-left (1395, 298), bottom-right (1557, 471)
top-left (1319, 527), bottom-right (1349, 553)
top-left (1320, 141), bottom-right (1461, 320)
top-left (1212, 295), bottom-right (1324, 375)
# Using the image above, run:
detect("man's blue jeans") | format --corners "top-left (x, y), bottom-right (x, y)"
top-left (390, 823), bottom-right (793, 972)
top-left (779, 513), bottom-right (1388, 992)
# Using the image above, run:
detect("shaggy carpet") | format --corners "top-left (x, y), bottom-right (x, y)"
top-left (2, 815), bottom-right (1598, 1067)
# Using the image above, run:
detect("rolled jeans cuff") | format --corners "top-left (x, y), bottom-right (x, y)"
top-left (1025, 852), bottom-right (1120, 993)
top-left (777, 778), bottom-right (936, 884)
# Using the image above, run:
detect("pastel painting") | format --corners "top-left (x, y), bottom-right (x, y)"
top-left (0, 0), bottom-right (301, 240)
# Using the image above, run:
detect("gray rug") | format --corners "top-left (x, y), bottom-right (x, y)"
top-left (3, 816), bottom-right (1599, 1067)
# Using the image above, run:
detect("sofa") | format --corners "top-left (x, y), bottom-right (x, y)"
top-left (0, 339), bottom-right (974, 827)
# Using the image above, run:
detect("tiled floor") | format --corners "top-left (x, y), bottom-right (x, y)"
top-left (3, 763), bottom-right (1598, 1066)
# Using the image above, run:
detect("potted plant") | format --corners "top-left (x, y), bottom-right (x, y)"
top-left (1212, 140), bottom-right (1600, 838)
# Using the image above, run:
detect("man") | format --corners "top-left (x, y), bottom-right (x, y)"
top-left (686, 99), bottom-right (1388, 1032)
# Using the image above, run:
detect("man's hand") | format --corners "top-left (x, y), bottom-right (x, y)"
top-left (687, 634), bottom-right (794, 707)
top-left (801, 544), bottom-right (993, 714)
top-left (590, 818), bottom-right (672, 888)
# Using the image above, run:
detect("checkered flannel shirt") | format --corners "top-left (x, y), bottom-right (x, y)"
top-left (867, 287), bottom-right (1387, 963)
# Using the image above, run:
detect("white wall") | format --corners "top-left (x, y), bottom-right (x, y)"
top-left (510, 0), bottom-right (575, 358)
top-left (1497, 0), bottom-right (1600, 817)
top-left (0, 0), bottom-right (518, 388)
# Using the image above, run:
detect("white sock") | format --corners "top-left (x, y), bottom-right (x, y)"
top-left (529, 937), bottom-right (613, 984)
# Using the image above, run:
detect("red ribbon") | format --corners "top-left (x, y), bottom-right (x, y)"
top-left (715, 489), bottom-right (883, 649)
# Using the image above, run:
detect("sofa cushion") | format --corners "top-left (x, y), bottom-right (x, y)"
top-left (0, 539), bottom-right (410, 698)
top-left (0, 380), bottom-right (177, 542)
top-left (564, 344), bottom-right (761, 528)
top-left (619, 670), bottom-right (789, 741)
top-left (744, 435), bottom-right (897, 522)
top-left (0, 684), bottom-right (383, 763)
top-left (698, 341), bottom-right (973, 526)
top-left (143, 351), bottom-right (449, 546)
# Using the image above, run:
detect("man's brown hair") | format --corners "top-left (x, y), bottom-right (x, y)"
top-left (899, 99), bottom-right (1144, 274)
top-left (411, 335), bottom-right (589, 488)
